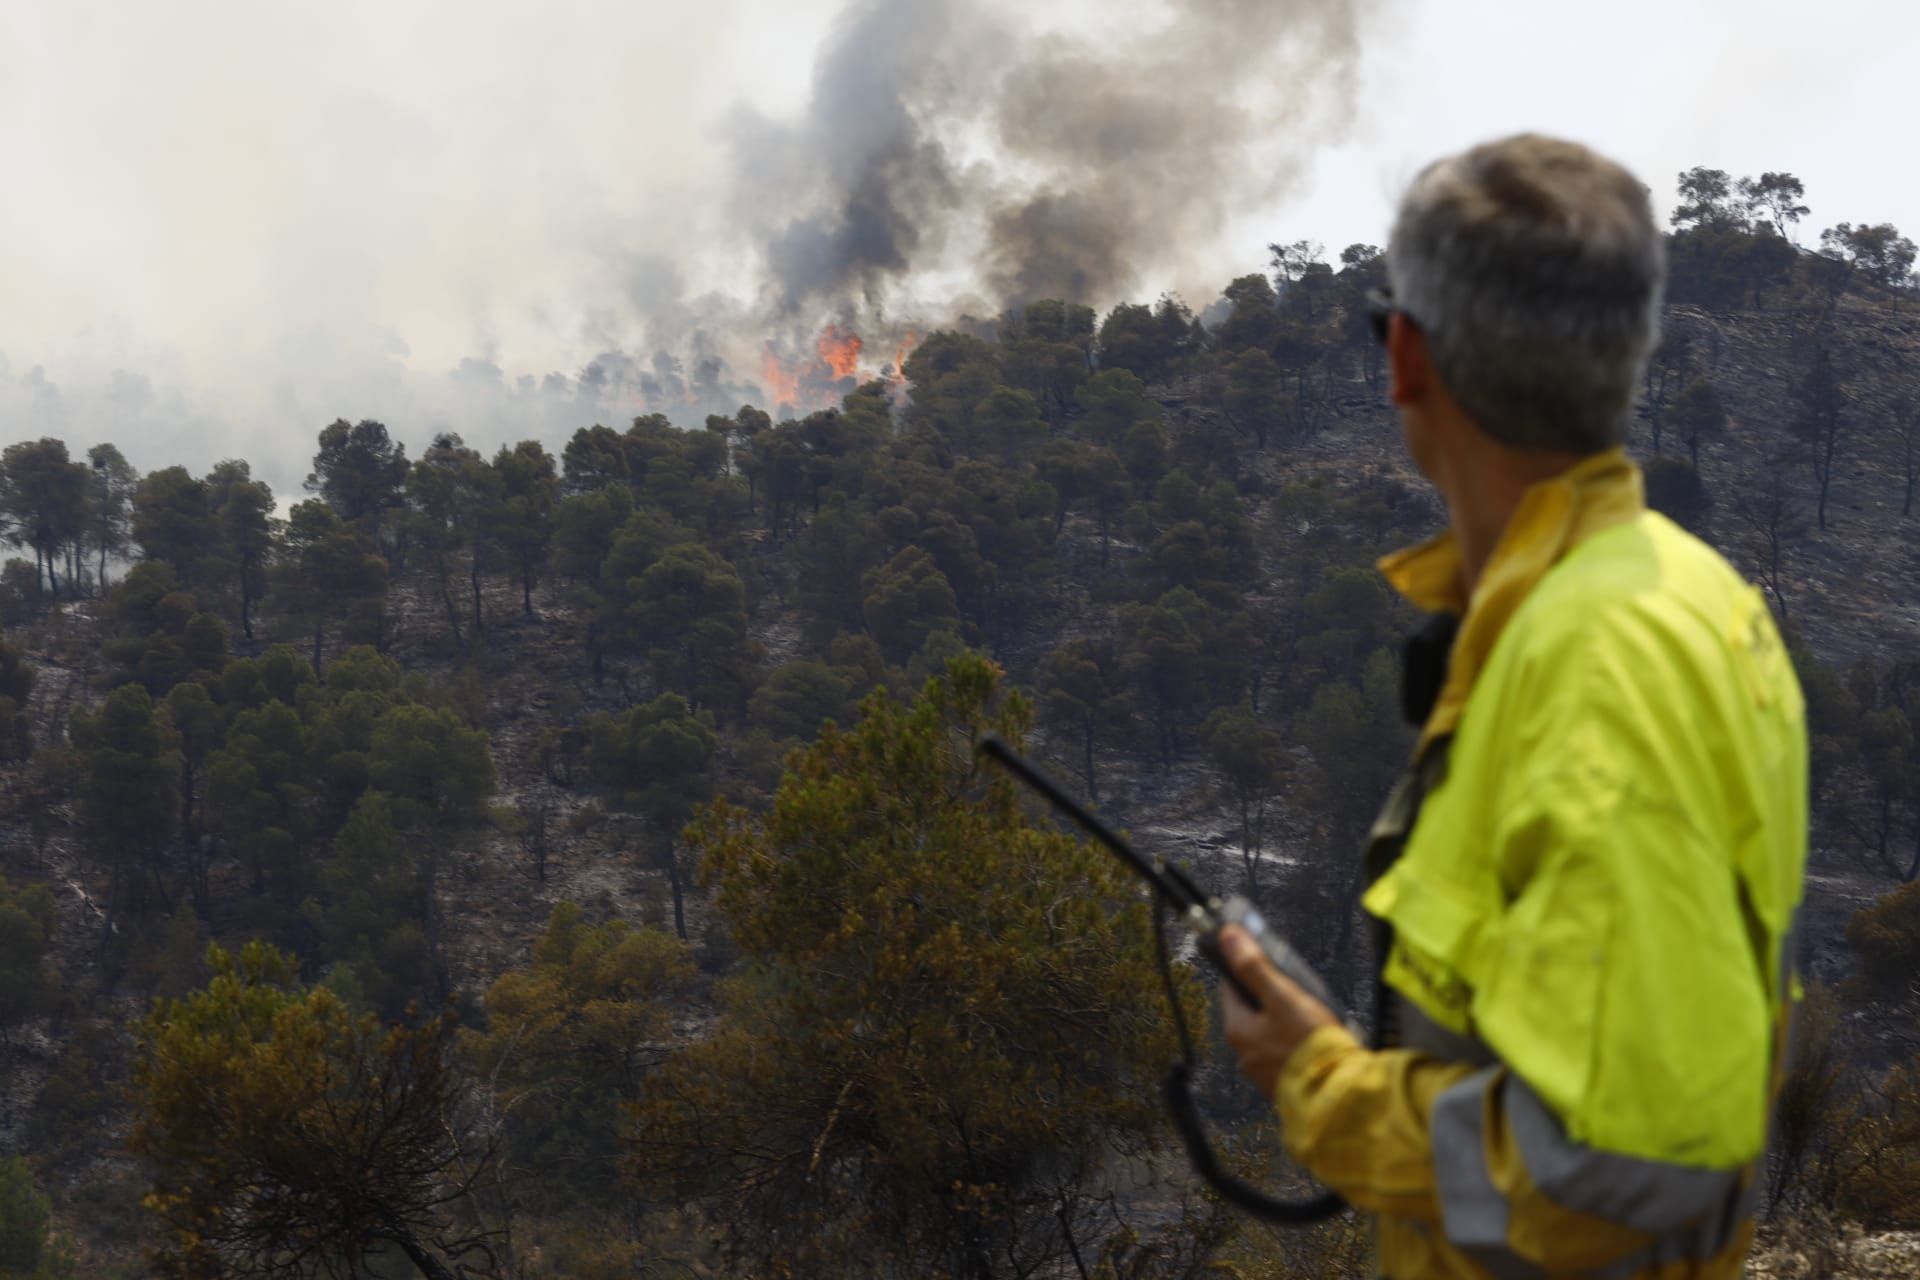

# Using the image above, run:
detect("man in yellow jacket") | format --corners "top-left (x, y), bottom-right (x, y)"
top-left (1220, 134), bottom-right (1808, 1278)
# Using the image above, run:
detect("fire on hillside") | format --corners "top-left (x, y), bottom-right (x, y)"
top-left (756, 323), bottom-right (921, 417)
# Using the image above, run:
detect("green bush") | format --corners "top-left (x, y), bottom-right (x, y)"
top-left (1846, 880), bottom-right (1920, 997)
top-left (0, 1157), bottom-right (50, 1277)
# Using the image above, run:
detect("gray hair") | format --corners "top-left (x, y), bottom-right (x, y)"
top-left (1387, 134), bottom-right (1664, 454)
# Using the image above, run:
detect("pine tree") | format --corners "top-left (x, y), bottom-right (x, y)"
top-left (205, 460), bottom-right (274, 641)
top-left (71, 683), bottom-right (181, 931)
top-left (85, 442), bottom-right (140, 594)
top-left (627, 655), bottom-right (1198, 1276)
top-left (462, 902), bottom-right (694, 1211)
top-left (130, 942), bottom-right (498, 1279)
top-left (0, 439), bottom-right (89, 602)
top-left (272, 501), bottom-right (388, 675)
top-left (489, 440), bottom-right (558, 616)
top-left (588, 695), bottom-right (715, 940)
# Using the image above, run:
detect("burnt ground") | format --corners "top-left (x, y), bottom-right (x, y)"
top-left (2, 289), bottom-right (1917, 1269)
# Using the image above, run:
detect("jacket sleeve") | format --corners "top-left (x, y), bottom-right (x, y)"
top-left (1275, 1029), bottom-right (1755, 1273)
top-left (1273, 1024), bottom-right (1472, 1225)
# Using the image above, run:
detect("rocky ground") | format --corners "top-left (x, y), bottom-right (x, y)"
top-left (1751, 1224), bottom-right (1920, 1278)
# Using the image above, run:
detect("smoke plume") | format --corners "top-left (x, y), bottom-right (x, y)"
top-left (0, 0), bottom-right (1384, 488)
top-left (738, 0), bottom-right (1377, 316)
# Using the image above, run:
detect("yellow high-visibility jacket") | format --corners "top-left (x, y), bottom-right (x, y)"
top-left (1275, 449), bottom-right (1807, 1279)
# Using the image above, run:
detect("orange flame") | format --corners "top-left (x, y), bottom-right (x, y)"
top-left (753, 323), bottom-right (923, 415)
top-left (759, 343), bottom-right (801, 412)
top-left (817, 323), bottom-right (863, 380)
top-left (891, 329), bottom-right (921, 378)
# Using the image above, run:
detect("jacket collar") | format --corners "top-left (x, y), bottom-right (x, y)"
top-left (1377, 447), bottom-right (1646, 754)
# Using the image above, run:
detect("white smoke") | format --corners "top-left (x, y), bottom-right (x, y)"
top-left (0, 0), bottom-right (1387, 492)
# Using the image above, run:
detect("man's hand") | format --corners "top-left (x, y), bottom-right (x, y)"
top-left (1218, 924), bottom-right (1341, 1099)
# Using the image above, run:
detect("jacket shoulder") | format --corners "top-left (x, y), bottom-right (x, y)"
top-left (1523, 512), bottom-right (1754, 646)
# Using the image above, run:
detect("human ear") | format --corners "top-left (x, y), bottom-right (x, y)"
top-left (1387, 314), bottom-right (1428, 407)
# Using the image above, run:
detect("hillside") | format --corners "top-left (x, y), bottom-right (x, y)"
top-left (2, 236), bottom-right (1919, 1275)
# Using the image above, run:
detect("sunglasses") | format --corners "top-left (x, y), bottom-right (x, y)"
top-left (1366, 288), bottom-right (1417, 344)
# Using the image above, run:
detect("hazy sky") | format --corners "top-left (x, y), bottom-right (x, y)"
top-left (2, 0), bottom-right (1913, 495)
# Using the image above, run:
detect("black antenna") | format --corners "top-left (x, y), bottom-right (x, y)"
top-left (976, 732), bottom-right (1347, 1226)
top-left (977, 735), bottom-right (1204, 913)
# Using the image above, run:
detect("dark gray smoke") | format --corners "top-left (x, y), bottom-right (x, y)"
top-left (733, 0), bottom-right (1379, 316)
top-left (744, 0), bottom-right (965, 313)
top-left (0, 0), bottom-right (1385, 485)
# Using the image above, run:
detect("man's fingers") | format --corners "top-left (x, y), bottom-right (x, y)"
top-left (1218, 924), bottom-right (1306, 1011)
top-left (1216, 926), bottom-right (1342, 1095)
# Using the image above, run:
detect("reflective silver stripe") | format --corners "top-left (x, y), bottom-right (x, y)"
top-left (1394, 992), bottom-right (1499, 1068)
top-left (1432, 1068), bottom-right (1543, 1280)
top-left (1363, 746), bottom-right (1449, 881)
top-left (1431, 1069), bottom-right (1753, 1274)
top-left (1588, 1173), bottom-right (1758, 1280)
top-left (1367, 767), bottom-right (1424, 843)
top-left (1505, 1075), bottom-right (1742, 1235)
